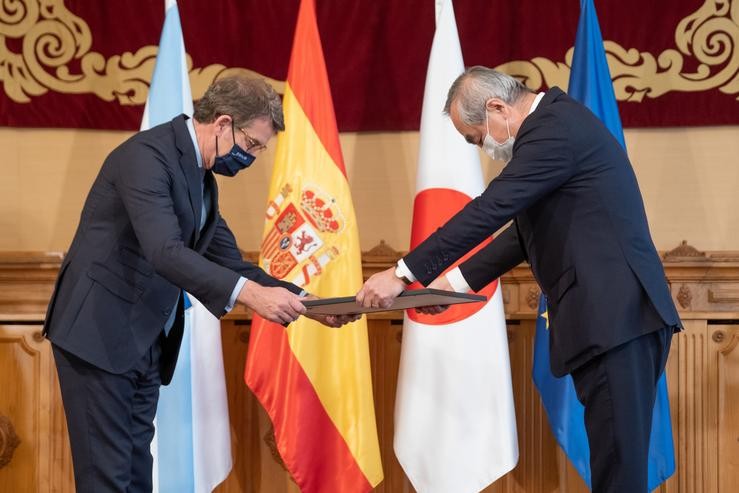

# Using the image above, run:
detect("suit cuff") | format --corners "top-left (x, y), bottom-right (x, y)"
top-left (226, 276), bottom-right (247, 312)
top-left (446, 267), bottom-right (471, 293)
top-left (396, 259), bottom-right (417, 283)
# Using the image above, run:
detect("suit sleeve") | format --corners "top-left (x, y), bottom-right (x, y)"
top-left (116, 142), bottom-right (242, 316)
top-left (458, 224), bottom-right (526, 292)
top-left (403, 108), bottom-right (575, 285)
top-left (204, 214), bottom-right (303, 295)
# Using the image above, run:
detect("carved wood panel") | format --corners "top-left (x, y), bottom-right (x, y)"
top-left (710, 324), bottom-right (739, 493)
top-left (0, 325), bottom-right (73, 493)
top-left (2, 244), bottom-right (739, 492)
top-left (215, 318), bottom-right (579, 493)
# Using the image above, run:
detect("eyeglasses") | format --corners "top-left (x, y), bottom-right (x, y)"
top-left (236, 127), bottom-right (267, 154)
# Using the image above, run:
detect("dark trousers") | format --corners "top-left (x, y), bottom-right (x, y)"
top-left (571, 327), bottom-right (673, 493)
top-left (53, 340), bottom-right (162, 493)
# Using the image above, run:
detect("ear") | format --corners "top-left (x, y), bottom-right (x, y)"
top-left (485, 98), bottom-right (508, 115)
top-left (214, 114), bottom-right (233, 135)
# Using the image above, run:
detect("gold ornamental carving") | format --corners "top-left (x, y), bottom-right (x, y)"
top-left (1, 0), bottom-right (738, 106)
top-left (498, 0), bottom-right (739, 101)
top-left (0, 414), bottom-right (21, 469)
top-left (0, 0), bottom-right (283, 105)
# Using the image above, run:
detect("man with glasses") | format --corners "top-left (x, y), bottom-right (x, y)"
top-left (44, 76), bottom-right (352, 492)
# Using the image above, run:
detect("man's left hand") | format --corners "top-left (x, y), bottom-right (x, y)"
top-left (356, 266), bottom-right (406, 309)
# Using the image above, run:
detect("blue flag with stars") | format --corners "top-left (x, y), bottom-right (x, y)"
top-left (532, 0), bottom-right (676, 490)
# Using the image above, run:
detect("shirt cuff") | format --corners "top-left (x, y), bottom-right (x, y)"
top-left (446, 267), bottom-right (472, 293)
top-left (396, 259), bottom-right (417, 283)
top-left (226, 276), bottom-right (248, 312)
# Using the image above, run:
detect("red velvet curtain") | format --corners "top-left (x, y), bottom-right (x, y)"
top-left (1, 0), bottom-right (736, 130)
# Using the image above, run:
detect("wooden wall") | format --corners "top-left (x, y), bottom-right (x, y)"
top-left (1, 242), bottom-right (738, 492)
top-left (3, 126), bottom-right (739, 255)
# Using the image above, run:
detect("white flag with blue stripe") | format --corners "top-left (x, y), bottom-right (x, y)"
top-left (143, 1), bottom-right (232, 492)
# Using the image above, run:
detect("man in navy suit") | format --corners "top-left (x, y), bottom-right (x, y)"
top-left (45, 76), bottom-right (352, 492)
top-left (357, 67), bottom-right (681, 492)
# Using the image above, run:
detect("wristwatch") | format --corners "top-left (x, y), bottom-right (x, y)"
top-left (394, 265), bottom-right (413, 286)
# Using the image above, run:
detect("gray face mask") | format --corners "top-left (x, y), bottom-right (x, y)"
top-left (482, 109), bottom-right (514, 163)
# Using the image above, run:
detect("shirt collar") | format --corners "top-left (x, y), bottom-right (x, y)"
top-left (185, 117), bottom-right (203, 169)
top-left (529, 92), bottom-right (545, 115)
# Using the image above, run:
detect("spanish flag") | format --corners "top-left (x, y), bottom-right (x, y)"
top-left (244, 0), bottom-right (383, 491)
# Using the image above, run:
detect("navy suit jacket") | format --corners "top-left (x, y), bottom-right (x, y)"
top-left (403, 88), bottom-right (681, 376)
top-left (44, 115), bottom-right (300, 384)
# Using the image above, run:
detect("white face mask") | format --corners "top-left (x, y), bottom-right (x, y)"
top-left (482, 108), bottom-right (514, 163)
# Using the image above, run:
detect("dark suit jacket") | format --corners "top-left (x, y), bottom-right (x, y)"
top-left (403, 88), bottom-right (681, 377)
top-left (44, 115), bottom-right (300, 384)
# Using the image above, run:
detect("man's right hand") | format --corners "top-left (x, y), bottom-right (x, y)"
top-left (237, 280), bottom-right (306, 325)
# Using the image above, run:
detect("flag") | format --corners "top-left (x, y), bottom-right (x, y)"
top-left (144, 1), bottom-right (232, 491)
top-left (532, 0), bottom-right (676, 490)
top-left (392, 1), bottom-right (518, 491)
top-left (243, 0), bottom-right (383, 491)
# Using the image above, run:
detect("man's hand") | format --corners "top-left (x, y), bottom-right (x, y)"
top-left (302, 294), bottom-right (362, 328)
top-left (237, 280), bottom-right (306, 325)
top-left (415, 274), bottom-right (453, 315)
top-left (356, 266), bottom-right (406, 309)
top-left (305, 311), bottom-right (362, 328)
top-left (428, 274), bottom-right (453, 292)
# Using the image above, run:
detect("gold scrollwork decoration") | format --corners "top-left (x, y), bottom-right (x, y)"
top-left (0, 0), bottom-right (736, 106)
top-left (499, 0), bottom-right (739, 101)
top-left (0, 0), bottom-right (283, 105)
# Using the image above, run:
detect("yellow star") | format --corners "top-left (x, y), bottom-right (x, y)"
top-left (540, 308), bottom-right (549, 330)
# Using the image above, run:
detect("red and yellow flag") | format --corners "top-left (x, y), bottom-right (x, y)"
top-left (244, 0), bottom-right (383, 491)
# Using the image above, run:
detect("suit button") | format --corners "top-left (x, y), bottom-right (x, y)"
top-left (163, 308), bottom-right (171, 316)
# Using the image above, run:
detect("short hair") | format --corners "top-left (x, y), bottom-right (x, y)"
top-left (443, 66), bottom-right (533, 125)
top-left (193, 76), bottom-right (285, 131)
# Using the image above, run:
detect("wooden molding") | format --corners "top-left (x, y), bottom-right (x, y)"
top-left (2, 242), bottom-right (739, 492)
top-left (663, 240), bottom-right (707, 261)
top-left (3, 241), bottom-right (739, 321)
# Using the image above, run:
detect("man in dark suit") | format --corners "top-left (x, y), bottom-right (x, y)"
top-left (357, 67), bottom-right (681, 492)
top-left (45, 76), bottom-right (351, 492)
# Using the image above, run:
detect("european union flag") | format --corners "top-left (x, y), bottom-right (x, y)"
top-left (532, 297), bottom-right (591, 483)
top-left (532, 0), bottom-right (676, 490)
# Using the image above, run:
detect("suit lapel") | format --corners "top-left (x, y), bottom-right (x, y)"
top-left (172, 115), bottom-right (204, 243)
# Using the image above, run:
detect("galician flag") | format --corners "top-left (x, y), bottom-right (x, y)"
top-left (143, 1), bottom-right (232, 491)
top-left (244, 0), bottom-right (383, 491)
top-left (393, 1), bottom-right (518, 491)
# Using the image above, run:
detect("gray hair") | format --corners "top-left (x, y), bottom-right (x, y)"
top-left (194, 76), bottom-right (285, 131)
top-left (443, 66), bottom-right (532, 125)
